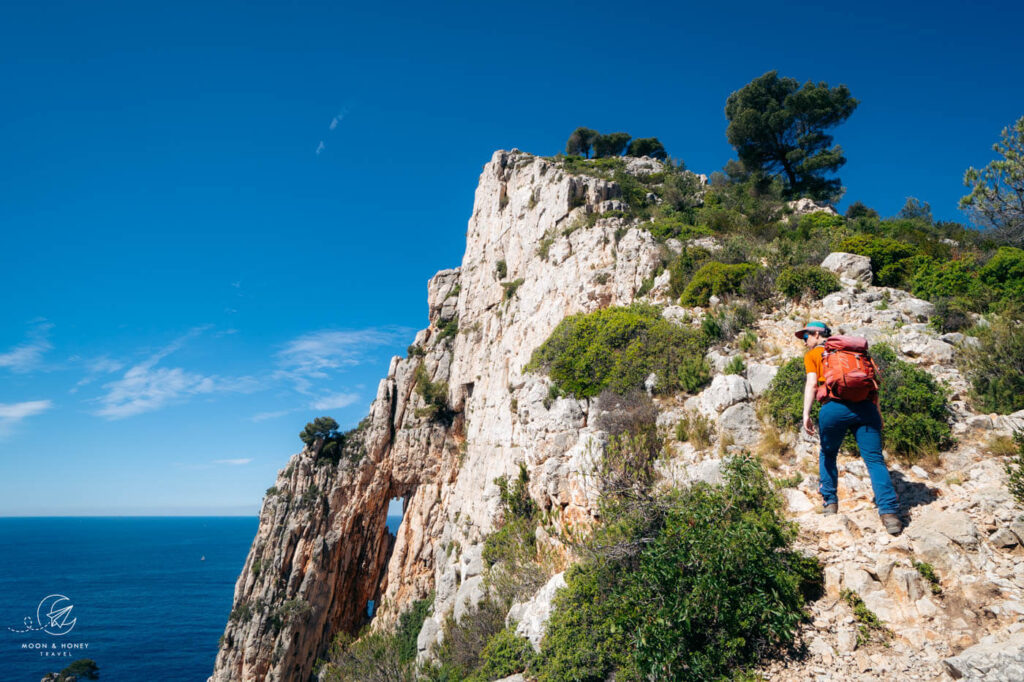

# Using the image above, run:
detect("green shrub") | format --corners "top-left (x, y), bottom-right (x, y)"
top-left (525, 304), bottom-right (710, 397)
top-left (53, 660), bottom-right (100, 681)
top-left (913, 561), bottom-right (943, 595)
top-left (532, 456), bottom-right (821, 682)
top-left (908, 255), bottom-right (985, 303)
top-left (473, 627), bottom-right (536, 681)
top-left (979, 246), bottom-right (1024, 300)
top-left (930, 297), bottom-right (975, 333)
top-left (501, 278), bottom-right (525, 300)
top-left (667, 246), bottom-right (712, 299)
top-left (414, 364), bottom-right (453, 424)
top-left (776, 265), bottom-right (841, 300)
top-left (679, 262), bottom-right (758, 306)
top-left (841, 589), bottom-right (892, 646)
top-left (674, 411), bottom-right (714, 448)
top-left (436, 316), bottom-right (459, 343)
top-left (960, 315), bottom-right (1024, 414)
top-left (724, 355), bottom-right (746, 375)
top-left (797, 211), bottom-right (845, 232)
top-left (696, 205), bottom-right (751, 233)
top-left (872, 344), bottom-right (953, 462)
top-left (643, 215), bottom-right (712, 242)
top-left (495, 260), bottom-right (508, 279)
top-left (482, 464), bottom-right (546, 605)
top-left (396, 595), bottom-right (435, 664)
top-left (323, 627), bottom-right (415, 682)
top-left (1004, 432), bottom-right (1024, 507)
top-left (837, 234), bottom-right (917, 274)
top-left (760, 357), bottom-right (816, 430)
top-left (423, 598), bottom-right (508, 682)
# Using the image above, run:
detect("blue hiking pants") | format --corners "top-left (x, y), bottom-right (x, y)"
top-left (818, 399), bottom-right (900, 515)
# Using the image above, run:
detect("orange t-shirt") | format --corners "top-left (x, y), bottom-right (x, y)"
top-left (804, 346), bottom-right (825, 385)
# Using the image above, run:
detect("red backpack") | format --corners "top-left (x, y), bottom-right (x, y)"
top-left (816, 336), bottom-right (879, 403)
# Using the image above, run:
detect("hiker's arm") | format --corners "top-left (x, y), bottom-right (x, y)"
top-left (802, 373), bottom-right (817, 434)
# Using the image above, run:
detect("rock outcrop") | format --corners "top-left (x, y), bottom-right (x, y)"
top-left (210, 150), bottom-right (1024, 682)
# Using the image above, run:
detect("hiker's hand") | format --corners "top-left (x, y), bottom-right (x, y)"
top-left (803, 414), bottom-right (815, 435)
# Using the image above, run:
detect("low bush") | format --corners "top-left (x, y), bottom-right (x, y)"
top-left (930, 297), bottom-right (975, 333)
top-left (696, 205), bottom-right (750, 233)
top-left (907, 255), bottom-right (986, 303)
top-left (837, 234), bottom-right (917, 275)
top-left (414, 364), bottom-right (454, 424)
top-left (423, 598), bottom-right (507, 682)
top-left (797, 211), bottom-right (845, 232)
top-left (760, 357), bottom-right (816, 431)
top-left (525, 304), bottom-right (711, 397)
top-left (481, 463), bottom-right (546, 606)
top-left (643, 215), bottom-right (712, 243)
top-left (776, 265), bottom-right (841, 301)
top-left (960, 315), bottom-right (1024, 414)
top-left (436, 316), bottom-right (459, 343)
top-left (531, 456), bottom-right (821, 681)
top-left (321, 596), bottom-right (428, 682)
top-left (593, 389), bottom-right (658, 439)
top-left (674, 411), bottom-right (714, 449)
top-left (473, 627), bottom-right (535, 681)
top-left (979, 246), bottom-right (1024, 300)
top-left (724, 355), bottom-right (746, 375)
top-left (667, 246), bottom-right (713, 299)
top-left (871, 344), bottom-right (953, 462)
top-left (679, 262), bottom-right (759, 306)
top-left (841, 589), bottom-right (892, 647)
top-left (501, 278), bottom-right (525, 300)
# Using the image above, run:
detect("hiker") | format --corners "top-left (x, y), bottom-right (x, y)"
top-left (798, 321), bottom-right (903, 535)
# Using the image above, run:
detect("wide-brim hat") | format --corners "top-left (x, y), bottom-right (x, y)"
top-left (794, 321), bottom-right (831, 339)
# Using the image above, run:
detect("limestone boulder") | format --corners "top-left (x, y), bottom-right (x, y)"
top-left (509, 572), bottom-right (567, 652)
top-left (821, 252), bottom-right (873, 285)
top-left (943, 631), bottom-right (1024, 681)
top-left (699, 374), bottom-right (753, 415)
top-left (719, 402), bottom-right (761, 447)
top-left (746, 362), bottom-right (779, 397)
top-left (898, 330), bottom-right (954, 363)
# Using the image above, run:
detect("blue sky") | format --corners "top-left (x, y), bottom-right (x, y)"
top-left (2, 0), bottom-right (1022, 516)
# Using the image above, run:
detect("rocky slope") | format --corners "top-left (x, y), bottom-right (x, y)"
top-left (209, 150), bottom-right (1024, 682)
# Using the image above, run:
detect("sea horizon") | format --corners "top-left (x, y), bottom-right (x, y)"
top-left (0, 515), bottom-right (402, 681)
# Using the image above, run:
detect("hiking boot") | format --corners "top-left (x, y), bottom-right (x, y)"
top-left (880, 513), bottom-right (903, 536)
top-left (823, 503), bottom-right (838, 515)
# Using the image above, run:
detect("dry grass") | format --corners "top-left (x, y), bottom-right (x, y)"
top-left (675, 411), bottom-right (714, 450)
top-left (987, 434), bottom-right (1018, 458)
top-left (755, 424), bottom-right (792, 470)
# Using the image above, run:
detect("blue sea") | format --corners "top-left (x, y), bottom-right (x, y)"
top-left (0, 516), bottom-right (405, 682)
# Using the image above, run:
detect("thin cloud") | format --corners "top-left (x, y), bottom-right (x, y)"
top-left (72, 356), bottom-right (125, 391)
top-left (329, 108), bottom-right (348, 130)
top-left (310, 392), bottom-right (359, 411)
top-left (315, 141), bottom-right (325, 156)
top-left (214, 458), bottom-right (252, 465)
top-left (275, 327), bottom-right (409, 392)
top-left (95, 331), bottom-right (258, 419)
top-left (250, 409), bottom-right (294, 422)
top-left (0, 321), bottom-right (53, 373)
top-left (0, 400), bottom-right (53, 436)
